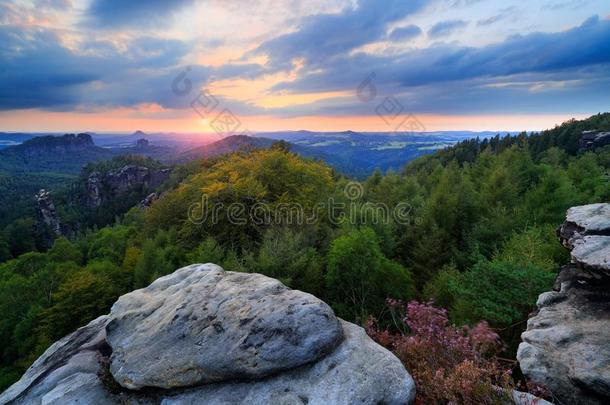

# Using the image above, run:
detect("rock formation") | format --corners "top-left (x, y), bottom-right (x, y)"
top-left (86, 165), bottom-right (171, 208)
top-left (518, 203), bottom-right (610, 405)
top-left (34, 189), bottom-right (61, 235)
top-left (579, 130), bottom-right (610, 151)
top-left (13, 133), bottom-right (95, 157)
top-left (0, 264), bottom-right (416, 405)
top-left (139, 192), bottom-right (160, 208)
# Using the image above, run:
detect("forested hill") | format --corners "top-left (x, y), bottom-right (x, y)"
top-left (0, 114), bottom-right (608, 393)
top-left (408, 112), bottom-right (610, 172)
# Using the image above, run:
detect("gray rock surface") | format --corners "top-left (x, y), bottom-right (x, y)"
top-left (0, 316), bottom-right (112, 405)
top-left (571, 235), bottom-right (610, 274)
top-left (510, 390), bottom-right (553, 405)
top-left (518, 203), bottom-right (610, 405)
top-left (558, 203), bottom-right (610, 248)
top-left (107, 264), bottom-right (343, 389)
top-left (162, 320), bottom-right (415, 405)
top-left (0, 264), bottom-right (415, 405)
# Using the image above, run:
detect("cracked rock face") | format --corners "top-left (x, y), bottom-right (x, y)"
top-left (106, 264), bottom-right (343, 389)
top-left (518, 203), bottom-right (610, 405)
top-left (0, 264), bottom-right (416, 405)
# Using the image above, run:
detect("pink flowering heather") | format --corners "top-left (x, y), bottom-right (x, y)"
top-left (366, 300), bottom-right (516, 405)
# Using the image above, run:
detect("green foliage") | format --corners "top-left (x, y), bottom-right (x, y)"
top-left (326, 227), bottom-right (415, 322)
top-left (495, 225), bottom-right (568, 272)
top-left (87, 226), bottom-right (133, 265)
top-left (48, 237), bottom-right (83, 265)
top-left (422, 265), bottom-right (460, 310)
top-left (4, 218), bottom-right (36, 258)
top-left (450, 259), bottom-right (555, 326)
top-left (0, 235), bottom-right (9, 263)
top-left (248, 228), bottom-right (324, 296)
top-left (40, 270), bottom-right (117, 341)
top-left (145, 148), bottom-right (335, 249)
top-left (188, 237), bottom-right (226, 265)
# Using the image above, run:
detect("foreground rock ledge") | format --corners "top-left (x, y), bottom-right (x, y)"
top-left (0, 264), bottom-right (416, 405)
top-left (518, 203), bottom-right (610, 405)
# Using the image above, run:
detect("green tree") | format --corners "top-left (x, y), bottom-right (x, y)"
top-left (450, 259), bottom-right (554, 326)
top-left (251, 228), bottom-right (324, 296)
top-left (188, 237), bottom-right (225, 265)
top-left (48, 237), bottom-right (83, 264)
top-left (5, 218), bottom-right (36, 258)
top-left (40, 270), bottom-right (117, 341)
top-left (326, 227), bottom-right (414, 322)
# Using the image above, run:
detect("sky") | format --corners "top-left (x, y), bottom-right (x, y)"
top-left (0, 0), bottom-right (609, 134)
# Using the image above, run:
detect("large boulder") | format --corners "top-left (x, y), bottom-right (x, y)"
top-left (518, 203), bottom-right (610, 405)
top-left (0, 264), bottom-right (415, 405)
top-left (106, 264), bottom-right (343, 389)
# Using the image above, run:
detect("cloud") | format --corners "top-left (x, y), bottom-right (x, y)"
top-left (389, 25), bottom-right (423, 41)
top-left (86, 0), bottom-right (196, 28)
top-left (253, 0), bottom-right (431, 71)
top-left (542, 0), bottom-right (589, 11)
top-left (428, 20), bottom-right (468, 38)
top-left (477, 7), bottom-right (517, 26)
top-left (0, 25), bottom-right (196, 110)
top-left (269, 15), bottom-right (610, 97)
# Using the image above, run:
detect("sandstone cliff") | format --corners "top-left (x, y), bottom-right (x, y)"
top-left (86, 165), bottom-right (171, 208)
top-left (518, 203), bottom-right (610, 405)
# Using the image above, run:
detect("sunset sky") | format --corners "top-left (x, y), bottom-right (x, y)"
top-left (1, 0), bottom-right (609, 134)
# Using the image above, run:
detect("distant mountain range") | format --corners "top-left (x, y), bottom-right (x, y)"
top-left (0, 129), bottom-right (509, 177)
top-left (0, 133), bottom-right (175, 173)
top-left (176, 130), bottom-right (506, 177)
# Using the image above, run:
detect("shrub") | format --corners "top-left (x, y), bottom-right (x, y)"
top-left (366, 300), bottom-right (513, 404)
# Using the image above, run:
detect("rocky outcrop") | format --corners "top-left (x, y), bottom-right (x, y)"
top-left (86, 165), bottom-right (171, 208)
top-left (0, 264), bottom-right (415, 405)
top-left (12, 133), bottom-right (95, 157)
top-left (34, 189), bottom-right (61, 235)
top-left (518, 203), bottom-right (610, 405)
top-left (580, 130), bottom-right (610, 151)
top-left (139, 192), bottom-right (160, 208)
